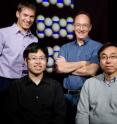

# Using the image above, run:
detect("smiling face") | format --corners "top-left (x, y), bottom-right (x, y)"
top-left (26, 49), bottom-right (47, 76)
top-left (100, 46), bottom-right (117, 75)
top-left (73, 14), bottom-right (92, 42)
top-left (16, 7), bottom-right (35, 32)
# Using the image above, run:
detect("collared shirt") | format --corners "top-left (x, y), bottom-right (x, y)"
top-left (59, 37), bottom-right (102, 90)
top-left (104, 76), bottom-right (116, 87)
top-left (0, 23), bottom-right (38, 78)
top-left (76, 73), bottom-right (117, 124)
top-left (7, 75), bottom-right (66, 124)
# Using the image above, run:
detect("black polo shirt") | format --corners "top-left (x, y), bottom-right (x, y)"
top-left (7, 74), bottom-right (66, 124)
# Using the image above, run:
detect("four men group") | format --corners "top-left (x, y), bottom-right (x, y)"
top-left (0, 0), bottom-right (116, 124)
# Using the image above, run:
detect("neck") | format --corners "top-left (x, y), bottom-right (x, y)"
top-left (77, 39), bottom-right (85, 46)
top-left (104, 72), bottom-right (117, 81)
top-left (17, 23), bottom-right (28, 33)
top-left (29, 73), bottom-right (43, 85)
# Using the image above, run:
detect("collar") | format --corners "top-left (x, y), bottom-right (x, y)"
top-left (12, 23), bottom-right (32, 36)
top-left (103, 73), bottom-right (117, 86)
top-left (25, 74), bottom-right (49, 86)
top-left (75, 36), bottom-right (90, 46)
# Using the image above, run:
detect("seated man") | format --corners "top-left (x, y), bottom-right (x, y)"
top-left (75, 42), bottom-right (117, 124)
top-left (7, 42), bottom-right (66, 124)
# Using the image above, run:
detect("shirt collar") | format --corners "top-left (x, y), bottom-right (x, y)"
top-left (25, 74), bottom-right (49, 86)
top-left (102, 73), bottom-right (117, 85)
top-left (12, 23), bottom-right (32, 36)
top-left (75, 36), bottom-right (90, 46)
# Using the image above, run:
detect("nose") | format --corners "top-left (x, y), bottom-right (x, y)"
top-left (79, 25), bottom-right (84, 30)
top-left (26, 16), bottom-right (31, 22)
top-left (106, 57), bottom-right (111, 63)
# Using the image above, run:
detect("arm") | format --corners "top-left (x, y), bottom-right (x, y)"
top-left (0, 31), bottom-right (5, 55)
top-left (75, 80), bottom-right (90, 124)
top-left (72, 63), bottom-right (99, 76)
top-left (56, 56), bottom-right (89, 73)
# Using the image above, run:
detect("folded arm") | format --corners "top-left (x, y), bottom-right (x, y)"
top-left (55, 56), bottom-right (89, 73)
top-left (56, 56), bottom-right (99, 76)
top-left (72, 63), bottom-right (99, 76)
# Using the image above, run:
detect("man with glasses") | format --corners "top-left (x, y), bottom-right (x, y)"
top-left (56, 11), bottom-right (102, 124)
top-left (76, 43), bottom-right (117, 124)
top-left (7, 42), bottom-right (66, 124)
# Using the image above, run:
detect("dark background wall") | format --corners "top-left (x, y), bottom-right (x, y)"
top-left (0, 0), bottom-right (111, 81)
top-left (0, 0), bottom-right (109, 44)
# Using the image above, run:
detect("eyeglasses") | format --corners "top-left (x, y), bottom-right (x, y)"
top-left (74, 23), bottom-right (90, 29)
top-left (100, 55), bottom-right (117, 60)
top-left (28, 57), bottom-right (47, 62)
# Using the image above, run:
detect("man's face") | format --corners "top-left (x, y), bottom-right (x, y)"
top-left (16, 7), bottom-right (35, 32)
top-left (26, 50), bottom-right (47, 76)
top-left (73, 14), bottom-right (92, 41)
top-left (100, 46), bottom-right (117, 75)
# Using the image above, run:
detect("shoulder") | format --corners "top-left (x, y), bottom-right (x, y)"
top-left (61, 41), bottom-right (75, 49)
top-left (0, 25), bottom-right (12, 32)
top-left (30, 33), bottom-right (38, 39)
top-left (88, 38), bottom-right (102, 47)
top-left (0, 24), bottom-right (17, 37)
top-left (12, 76), bottom-right (27, 86)
top-left (44, 76), bottom-right (62, 87)
top-left (85, 39), bottom-right (103, 53)
top-left (84, 74), bottom-right (103, 86)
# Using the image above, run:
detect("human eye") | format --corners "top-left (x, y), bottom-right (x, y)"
top-left (31, 57), bottom-right (37, 61)
top-left (74, 23), bottom-right (80, 28)
top-left (83, 24), bottom-right (89, 28)
top-left (100, 55), bottom-right (107, 60)
top-left (40, 57), bottom-right (46, 61)
top-left (110, 55), bottom-right (117, 59)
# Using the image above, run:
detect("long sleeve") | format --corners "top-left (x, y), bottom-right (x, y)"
top-left (75, 80), bottom-right (90, 124)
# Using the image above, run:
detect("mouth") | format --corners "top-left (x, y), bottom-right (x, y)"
top-left (105, 66), bottom-right (113, 69)
top-left (34, 65), bottom-right (42, 70)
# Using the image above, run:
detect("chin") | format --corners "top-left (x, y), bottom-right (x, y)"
top-left (105, 71), bottom-right (114, 75)
top-left (33, 72), bottom-right (42, 76)
top-left (23, 25), bottom-right (30, 30)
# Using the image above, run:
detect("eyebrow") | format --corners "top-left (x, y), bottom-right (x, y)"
top-left (101, 53), bottom-right (117, 56)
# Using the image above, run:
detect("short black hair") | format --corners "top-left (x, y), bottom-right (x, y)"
top-left (17, 0), bottom-right (36, 13)
top-left (98, 42), bottom-right (117, 59)
top-left (23, 42), bottom-right (48, 60)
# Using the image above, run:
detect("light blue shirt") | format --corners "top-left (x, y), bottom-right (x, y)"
top-left (59, 37), bottom-right (102, 90)
top-left (0, 23), bottom-right (38, 78)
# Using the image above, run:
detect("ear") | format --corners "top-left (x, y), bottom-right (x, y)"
top-left (73, 24), bottom-right (75, 31)
top-left (16, 11), bottom-right (19, 18)
top-left (89, 24), bottom-right (92, 31)
top-left (24, 58), bottom-right (27, 65)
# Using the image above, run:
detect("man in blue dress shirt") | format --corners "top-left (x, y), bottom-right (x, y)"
top-left (56, 11), bottom-right (102, 124)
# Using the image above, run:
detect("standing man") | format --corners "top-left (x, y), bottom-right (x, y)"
top-left (56, 11), bottom-right (102, 124)
top-left (7, 42), bottom-right (66, 124)
top-left (0, 0), bottom-right (38, 87)
top-left (0, 0), bottom-right (38, 120)
top-left (76, 43), bottom-right (117, 124)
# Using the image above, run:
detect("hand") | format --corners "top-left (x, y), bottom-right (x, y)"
top-left (55, 56), bottom-right (66, 64)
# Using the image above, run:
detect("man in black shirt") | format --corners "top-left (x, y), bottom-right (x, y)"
top-left (7, 42), bottom-right (66, 124)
